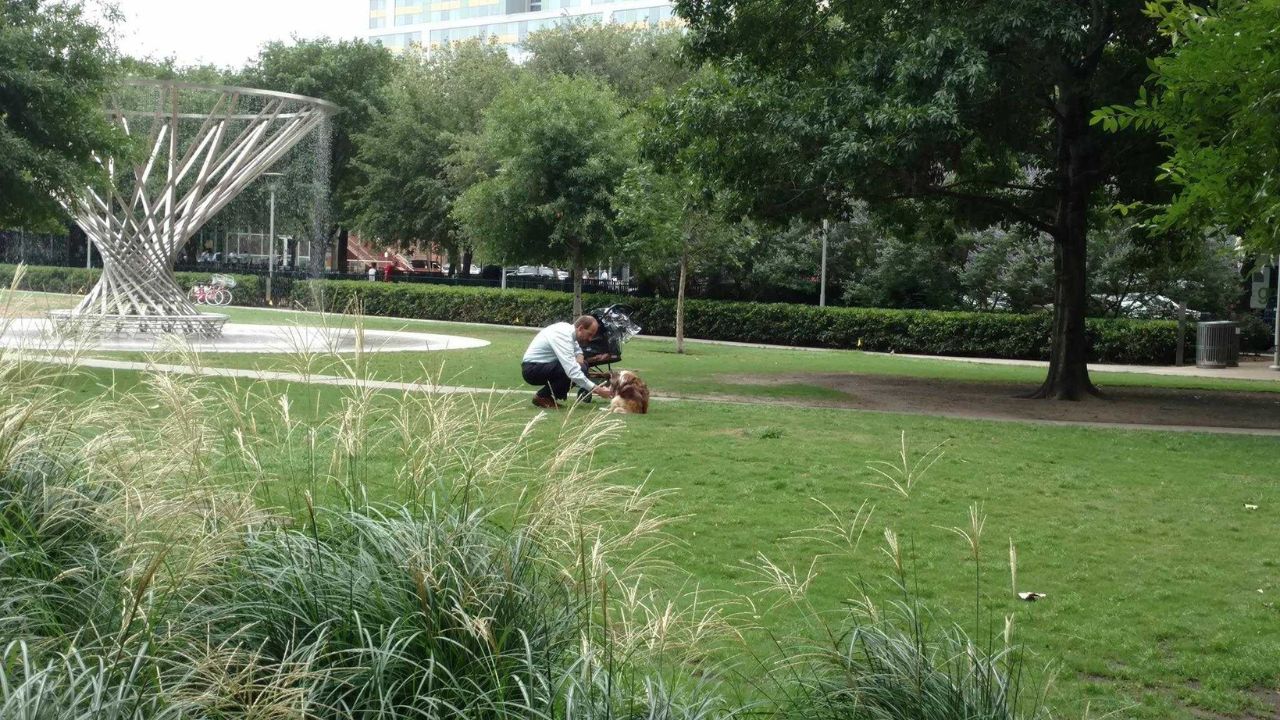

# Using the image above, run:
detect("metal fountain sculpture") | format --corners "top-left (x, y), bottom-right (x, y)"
top-left (52, 79), bottom-right (336, 336)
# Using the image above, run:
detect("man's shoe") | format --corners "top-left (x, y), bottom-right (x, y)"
top-left (532, 395), bottom-right (560, 409)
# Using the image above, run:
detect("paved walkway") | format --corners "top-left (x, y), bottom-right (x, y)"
top-left (24, 354), bottom-right (518, 397)
top-left (886, 352), bottom-right (1280, 382)
top-left (28, 353), bottom-right (1280, 438)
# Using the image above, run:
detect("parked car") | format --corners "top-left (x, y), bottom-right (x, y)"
top-left (1093, 293), bottom-right (1201, 320)
top-left (506, 265), bottom-right (567, 280)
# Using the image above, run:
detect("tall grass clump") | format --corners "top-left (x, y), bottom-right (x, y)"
top-left (736, 437), bottom-right (1052, 720)
top-left (0, 304), bottom-right (734, 718)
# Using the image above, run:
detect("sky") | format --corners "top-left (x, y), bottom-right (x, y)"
top-left (106, 0), bottom-right (367, 69)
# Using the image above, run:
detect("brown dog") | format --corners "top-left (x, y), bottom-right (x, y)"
top-left (608, 370), bottom-right (650, 414)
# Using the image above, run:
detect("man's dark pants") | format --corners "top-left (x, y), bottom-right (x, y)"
top-left (522, 360), bottom-right (593, 402)
top-left (522, 361), bottom-right (572, 400)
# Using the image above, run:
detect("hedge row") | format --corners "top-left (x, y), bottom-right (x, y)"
top-left (295, 279), bottom-right (1201, 365)
top-left (5, 264), bottom-right (1266, 365)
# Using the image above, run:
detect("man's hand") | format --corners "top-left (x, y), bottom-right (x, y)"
top-left (592, 384), bottom-right (615, 399)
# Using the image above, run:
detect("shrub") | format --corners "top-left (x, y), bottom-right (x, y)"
top-left (295, 279), bottom-right (1187, 364)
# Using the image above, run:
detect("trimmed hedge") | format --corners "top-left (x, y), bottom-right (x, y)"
top-left (295, 278), bottom-right (1197, 365)
top-left (6, 263), bottom-right (1266, 365)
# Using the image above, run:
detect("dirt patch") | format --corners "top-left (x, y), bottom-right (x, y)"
top-left (714, 372), bottom-right (1280, 431)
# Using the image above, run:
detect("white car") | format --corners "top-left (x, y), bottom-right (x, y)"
top-left (1103, 294), bottom-right (1201, 320)
top-left (507, 266), bottom-right (567, 279)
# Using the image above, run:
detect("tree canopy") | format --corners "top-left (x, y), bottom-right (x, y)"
top-left (453, 72), bottom-right (636, 315)
top-left (0, 0), bottom-right (126, 230)
top-left (241, 38), bottom-right (397, 271)
top-left (523, 21), bottom-right (689, 106)
top-left (1096, 0), bottom-right (1280, 251)
top-left (664, 0), bottom-right (1169, 398)
top-left (352, 41), bottom-right (515, 261)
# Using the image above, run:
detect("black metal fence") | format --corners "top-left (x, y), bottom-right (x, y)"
top-left (0, 230), bottom-right (92, 268)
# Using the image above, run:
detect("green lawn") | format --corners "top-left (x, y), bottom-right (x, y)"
top-left (49, 359), bottom-right (1280, 720)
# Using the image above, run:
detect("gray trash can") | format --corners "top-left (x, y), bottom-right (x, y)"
top-left (1196, 321), bottom-right (1239, 368)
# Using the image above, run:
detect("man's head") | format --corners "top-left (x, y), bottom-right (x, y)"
top-left (573, 315), bottom-right (599, 345)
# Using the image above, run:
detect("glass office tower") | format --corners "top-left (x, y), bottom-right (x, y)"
top-left (367, 0), bottom-right (677, 54)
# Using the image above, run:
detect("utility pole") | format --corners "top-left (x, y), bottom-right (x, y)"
top-left (819, 219), bottom-right (829, 307)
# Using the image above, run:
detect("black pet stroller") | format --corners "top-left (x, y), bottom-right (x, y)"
top-left (579, 303), bottom-right (642, 386)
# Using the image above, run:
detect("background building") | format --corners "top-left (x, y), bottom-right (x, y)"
top-left (367, 0), bottom-right (677, 54)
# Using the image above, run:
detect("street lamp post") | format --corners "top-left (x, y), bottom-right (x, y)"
top-left (1272, 255), bottom-right (1280, 371)
top-left (819, 219), bottom-right (829, 308)
top-left (264, 172), bottom-right (283, 305)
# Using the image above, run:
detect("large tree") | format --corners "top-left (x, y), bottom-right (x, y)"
top-left (453, 73), bottom-right (636, 316)
top-left (352, 41), bottom-right (514, 274)
top-left (240, 39), bottom-right (396, 275)
top-left (666, 0), bottom-right (1168, 399)
top-left (0, 0), bottom-right (125, 230)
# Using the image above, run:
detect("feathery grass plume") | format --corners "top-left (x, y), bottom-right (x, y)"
top-left (882, 527), bottom-right (903, 576)
top-left (1010, 539), bottom-right (1018, 596)
top-left (864, 430), bottom-right (947, 499)
top-left (276, 311), bottom-right (345, 382)
top-left (944, 502), bottom-right (987, 563)
top-left (942, 502), bottom-right (987, 637)
top-left (741, 553), bottom-right (820, 614)
top-left (789, 498), bottom-right (875, 558)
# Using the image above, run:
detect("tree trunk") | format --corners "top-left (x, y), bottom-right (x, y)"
top-left (308, 227), bottom-right (330, 278)
top-left (336, 228), bottom-right (349, 274)
top-left (461, 247), bottom-right (473, 277)
top-left (1032, 85), bottom-right (1099, 400)
top-left (676, 249), bottom-right (688, 354)
top-left (572, 245), bottom-right (583, 318)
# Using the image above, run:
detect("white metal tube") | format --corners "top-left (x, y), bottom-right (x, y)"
top-left (267, 186), bottom-right (276, 304)
top-left (819, 219), bottom-right (829, 308)
top-left (1273, 256), bottom-right (1279, 370)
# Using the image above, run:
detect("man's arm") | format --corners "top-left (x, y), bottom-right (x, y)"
top-left (552, 329), bottom-right (595, 392)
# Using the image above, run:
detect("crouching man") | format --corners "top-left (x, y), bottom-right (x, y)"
top-left (522, 315), bottom-right (615, 409)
